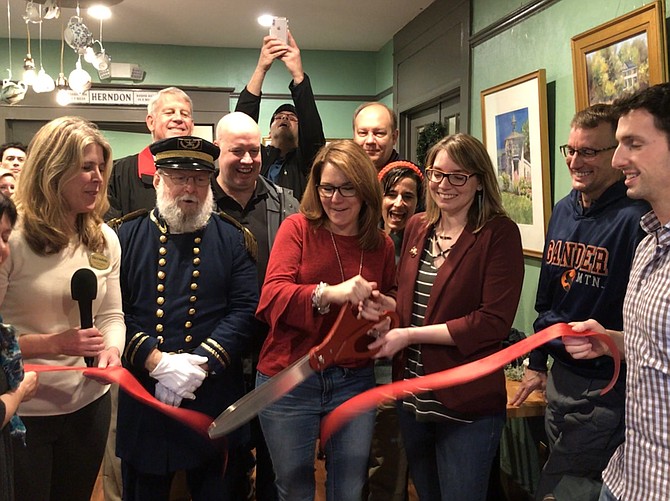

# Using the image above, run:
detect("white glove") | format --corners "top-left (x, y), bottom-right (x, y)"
top-left (155, 382), bottom-right (183, 407)
top-left (149, 352), bottom-right (208, 399)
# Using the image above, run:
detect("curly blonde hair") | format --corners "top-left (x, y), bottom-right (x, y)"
top-left (15, 116), bottom-right (112, 255)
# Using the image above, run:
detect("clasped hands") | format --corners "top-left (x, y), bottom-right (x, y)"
top-left (150, 352), bottom-right (208, 407)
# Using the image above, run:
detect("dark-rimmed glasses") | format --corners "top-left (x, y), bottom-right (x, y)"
top-left (160, 172), bottom-right (212, 187)
top-left (273, 113), bottom-right (298, 123)
top-left (559, 144), bottom-right (617, 159)
top-left (317, 184), bottom-right (357, 198)
top-left (425, 169), bottom-right (475, 186)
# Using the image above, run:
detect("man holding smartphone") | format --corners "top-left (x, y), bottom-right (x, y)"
top-left (235, 29), bottom-right (325, 201)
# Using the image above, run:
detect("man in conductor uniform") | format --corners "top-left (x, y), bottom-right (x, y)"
top-left (115, 136), bottom-right (258, 500)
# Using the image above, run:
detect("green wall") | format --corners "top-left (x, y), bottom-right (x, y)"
top-left (470, 0), bottom-right (663, 333)
top-left (3, 38), bottom-right (389, 149)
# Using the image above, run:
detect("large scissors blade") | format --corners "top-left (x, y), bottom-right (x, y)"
top-left (208, 304), bottom-right (399, 439)
top-left (208, 353), bottom-right (313, 439)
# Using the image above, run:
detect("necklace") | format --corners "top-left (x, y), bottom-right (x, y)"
top-left (431, 233), bottom-right (453, 259)
top-left (329, 230), bottom-right (364, 282)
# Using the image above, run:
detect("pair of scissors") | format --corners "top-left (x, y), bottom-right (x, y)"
top-left (208, 303), bottom-right (398, 439)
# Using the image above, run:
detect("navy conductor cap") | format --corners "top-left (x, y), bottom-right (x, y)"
top-left (150, 136), bottom-right (220, 172)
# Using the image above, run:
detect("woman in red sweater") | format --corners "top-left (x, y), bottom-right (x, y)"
top-left (256, 140), bottom-right (397, 501)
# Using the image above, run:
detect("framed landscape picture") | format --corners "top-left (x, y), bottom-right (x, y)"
top-left (481, 70), bottom-right (551, 258)
top-left (571, 1), bottom-right (667, 110)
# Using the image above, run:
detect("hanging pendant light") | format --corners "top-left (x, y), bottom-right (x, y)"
top-left (1, 0), bottom-right (27, 104)
top-left (68, 55), bottom-right (91, 94)
top-left (33, 5), bottom-right (55, 93)
top-left (55, 18), bottom-right (70, 106)
top-left (22, 23), bottom-right (37, 87)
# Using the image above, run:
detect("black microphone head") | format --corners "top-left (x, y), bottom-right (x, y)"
top-left (71, 268), bottom-right (98, 301)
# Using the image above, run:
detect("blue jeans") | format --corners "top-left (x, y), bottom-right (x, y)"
top-left (399, 405), bottom-right (505, 501)
top-left (599, 483), bottom-right (619, 501)
top-left (257, 365), bottom-right (376, 501)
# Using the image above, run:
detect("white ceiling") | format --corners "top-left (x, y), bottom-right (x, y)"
top-left (2, 0), bottom-right (437, 51)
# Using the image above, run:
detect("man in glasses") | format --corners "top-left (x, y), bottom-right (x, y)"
top-left (511, 104), bottom-right (649, 501)
top-left (235, 31), bottom-right (325, 200)
top-left (115, 136), bottom-right (258, 500)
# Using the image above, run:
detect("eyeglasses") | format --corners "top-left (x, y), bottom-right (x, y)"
top-left (161, 172), bottom-right (211, 187)
top-left (425, 169), bottom-right (475, 186)
top-left (273, 113), bottom-right (298, 123)
top-left (317, 184), bottom-right (357, 198)
top-left (559, 144), bottom-right (617, 159)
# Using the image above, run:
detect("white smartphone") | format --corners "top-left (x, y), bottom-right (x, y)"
top-left (269, 17), bottom-right (288, 44)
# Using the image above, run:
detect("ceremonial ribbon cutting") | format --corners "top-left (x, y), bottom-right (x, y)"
top-left (25, 322), bottom-right (619, 444)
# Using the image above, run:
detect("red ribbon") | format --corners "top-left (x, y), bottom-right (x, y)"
top-left (23, 364), bottom-right (213, 436)
top-left (319, 323), bottom-right (620, 444)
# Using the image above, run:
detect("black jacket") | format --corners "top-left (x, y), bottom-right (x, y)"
top-left (235, 74), bottom-right (325, 200)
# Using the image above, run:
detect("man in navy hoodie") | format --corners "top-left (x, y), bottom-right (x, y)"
top-left (511, 104), bottom-right (649, 501)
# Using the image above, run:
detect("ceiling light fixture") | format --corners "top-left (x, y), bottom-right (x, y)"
top-left (68, 55), bottom-right (91, 94)
top-left (257, 14), bottom-right (275, 27)
top-left (33, 5), bottom-right (55, 93)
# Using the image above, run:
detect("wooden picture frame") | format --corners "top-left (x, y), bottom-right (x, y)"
top-left (571, 1), bottom-right (668, 111)
top-left (481, 70), bottom-right (551, 258)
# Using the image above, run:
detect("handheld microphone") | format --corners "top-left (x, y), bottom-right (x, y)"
top-left (71, 268), bottom-right (98, 367)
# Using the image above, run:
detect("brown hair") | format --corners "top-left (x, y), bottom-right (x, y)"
top-left (423, 133), bottom-right (506, 232)
top-left (301, 140), bottom-right (384, 250)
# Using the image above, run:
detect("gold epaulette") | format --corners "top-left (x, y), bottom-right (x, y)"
top-left (216, 211), bottom-right (258, 262)
top-left (106, 208), bottom-right (149, 231)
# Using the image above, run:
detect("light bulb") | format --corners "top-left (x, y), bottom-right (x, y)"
top-left (68, 59), bottom-right (91, 95)
top-left (56, 88), bottom-right (71, 106)
top-left (22, 55), bottom-right (37, 87)
top-left (33, 68), bottom-right (56, 93)
top-left (55, 73), bottom-right (70, 106)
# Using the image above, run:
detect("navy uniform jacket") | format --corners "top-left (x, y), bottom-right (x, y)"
top-left (115, 209), bottom-right (258, 474)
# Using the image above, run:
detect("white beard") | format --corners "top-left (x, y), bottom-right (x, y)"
top-left (155, 181), bottom-right (215, 234)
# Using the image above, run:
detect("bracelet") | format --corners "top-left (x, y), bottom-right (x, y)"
top-left (311, 281), bottom-right (330, 315)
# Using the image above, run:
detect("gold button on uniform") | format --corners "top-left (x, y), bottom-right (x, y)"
top-left (190, 295), bottom-right (197, 303)
top-left (194, 237), bottom-right (202, 244)
top-left (193, 257), bottom-right (201, 265)
top-left (159, 235), bottom-right (168, 243)
top-left (185, 335), bottom-right (193, 342)
top-left (192, 270), bottom-right (200, 278)
top-left (159, 247), bottom-right (167, 256)
top-left (185, 321), bottom-right (192, 328)
top-left (156, 324), bottom-right (164, 333)
top-left (157, 271), bottom-right (166, 280)
top-left (193, 247), bottom-right (200, 255)
top-left (156, 309), bottom-right (164, 318)
top-left (157, 284), bottom-right (165, 292)
top-left (188, 308), bottom-right (196, 315)
top-left (159, 258), bottom-right (166, 266)
top-left (157, 297), bottom-right (165, 305)
top-left (190, 283), bottom-right (198, 291)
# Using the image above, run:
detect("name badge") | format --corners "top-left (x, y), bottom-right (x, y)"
top-left (89, 252), bottom-right (110, 270)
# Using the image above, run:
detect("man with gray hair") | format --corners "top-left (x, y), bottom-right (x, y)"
top-left (107, 87), bottom-right (194, 219)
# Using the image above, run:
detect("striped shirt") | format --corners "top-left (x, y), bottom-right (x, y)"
top-left (402, 238), bottom-right (472, 423)
top-left (604, 211), bottom-right (670, 500)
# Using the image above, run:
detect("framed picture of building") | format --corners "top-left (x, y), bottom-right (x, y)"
top-left (571, 1), bottom-right (667, 111)
top-left (481, 70), bottom-right (551, 258)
